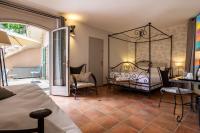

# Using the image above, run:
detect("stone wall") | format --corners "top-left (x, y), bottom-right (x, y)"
top-left (128, 23), bottom-right (187, 75)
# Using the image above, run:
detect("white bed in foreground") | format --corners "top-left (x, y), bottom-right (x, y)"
top-left (0, 84), bottom-right (81, 133)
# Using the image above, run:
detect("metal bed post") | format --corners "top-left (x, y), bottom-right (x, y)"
top-left (108, 35), bottom-right (110, 79)
top-left (148, 23), bottom-right (152, 93)
top-left (170, 35), bottom-right (173, 77)
top-left (135, 42), bottom-right (137, 63)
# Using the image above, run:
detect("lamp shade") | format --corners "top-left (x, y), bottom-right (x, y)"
top-left (0, 30), bottom-right (11, 46)
top-left (175, 62), bottom-right (183, 67)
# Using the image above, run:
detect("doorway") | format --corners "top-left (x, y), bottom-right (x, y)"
top-left (0, 22), bottom-right (50, 91)
top-left (89, 37), bottom-right (103, 86)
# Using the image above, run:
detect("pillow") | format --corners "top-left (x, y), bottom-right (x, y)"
top-left (73, 72), bottom-right (92, 82)
top-left (70, 64), bottom-right (85, 74)
top-left (0, 87), bottom-right (15, 100)
top-left (110, 72), bottom-right (120, 78)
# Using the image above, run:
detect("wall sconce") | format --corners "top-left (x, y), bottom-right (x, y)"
top-left (69, 25), bottom-right (75, 37)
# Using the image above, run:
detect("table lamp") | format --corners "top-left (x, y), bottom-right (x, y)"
top-left (0, 30), bottom-right (11, 86)
top-left (175, 62), bottom-right (183, 76)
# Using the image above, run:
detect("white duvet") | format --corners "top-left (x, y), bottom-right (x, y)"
top-left (0, 84), bottom-right (81, 133)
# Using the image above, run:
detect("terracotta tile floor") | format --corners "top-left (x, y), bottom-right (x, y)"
top-left (50, 86), bottom-right (200, 133)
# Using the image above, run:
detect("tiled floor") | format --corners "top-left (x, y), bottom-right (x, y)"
top-left (50, 86), bottom-right (200, 133)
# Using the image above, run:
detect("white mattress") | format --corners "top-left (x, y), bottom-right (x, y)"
top-left (0, 84), bottom-right (81, 133)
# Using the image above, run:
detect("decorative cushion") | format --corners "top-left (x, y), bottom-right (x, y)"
top-left (75, 82), bottom-right (95, 88)
top-left (116, 73), bottom-right (130, 81)
top-left (73, 72), bottom-right (92, 82)
top-left (0, 87), bottom-right (15, 100)
top-left (161, 87), bottom-right (192, 94)
top-left (70, 64), bottom-right (85, 74)
top-left (110, 72), bottom-right (120, 78)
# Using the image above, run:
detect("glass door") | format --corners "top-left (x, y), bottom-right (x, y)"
top-left (50, 27), bottom-right (70, 96)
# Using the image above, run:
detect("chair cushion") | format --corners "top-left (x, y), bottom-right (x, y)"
top-left (73, 72), bottom-right (92, 82)
top-left (161, 87), bottom-right (192, 94)
top-left (0, 87), bottom-right (15, 100)
top-left (75, 82), bottom-right (95, 88)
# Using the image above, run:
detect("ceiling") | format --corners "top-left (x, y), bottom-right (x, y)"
top-left (10, 0), bottom-right (200, 32)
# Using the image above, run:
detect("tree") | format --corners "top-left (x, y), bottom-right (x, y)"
top-left (0, 23), bottom-right (26, 35)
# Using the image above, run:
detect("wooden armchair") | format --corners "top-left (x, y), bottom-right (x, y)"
top-left (0, 108), bottom-right (52, 133)
top-left (70, 64), bottom-right (98, 99)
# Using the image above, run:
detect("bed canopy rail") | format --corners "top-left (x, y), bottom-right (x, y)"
top-left (108, 23), bottom-right (173, 77)
top-left (108, 23), bottom-right (173, 94)
top-left (109, 23), bottom-right (172, 43)
top-left (110, 61), bottom-right (150, 72)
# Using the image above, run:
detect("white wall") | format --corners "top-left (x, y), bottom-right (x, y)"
top-left (132, 23), bottom-right (187, 72)
top-left (26, 25), bottom-right (46, 43)
top-left (110, 38), bottom-right (129, 66)
top-left (67, 20), bottom-right (131, 84)
top-left (5, 48), bottom-right (41, 69)
top-left (67, 20), bottom-right (109, 83)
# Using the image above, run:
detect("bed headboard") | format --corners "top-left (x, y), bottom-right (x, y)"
top-left (110, 61), bottom-right (149, 73)
top-left (109, 60), bottom-right (168, 73)
top-left (109, 61), bottom-right (150, 83)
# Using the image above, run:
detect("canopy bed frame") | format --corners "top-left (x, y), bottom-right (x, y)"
top-left (108, 23), bottom-right (173, 94)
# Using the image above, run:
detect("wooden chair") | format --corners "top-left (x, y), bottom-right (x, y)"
top-left (70, 64), bottom-right (98, 99)
top-left (158, 68), bottom-right (193, 122)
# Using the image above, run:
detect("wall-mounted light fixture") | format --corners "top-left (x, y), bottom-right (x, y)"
top-left (69, 25), bottom-right (76, 37)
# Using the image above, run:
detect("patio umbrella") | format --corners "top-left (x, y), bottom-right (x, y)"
top-left (7, 32), bottom-right (41, 47)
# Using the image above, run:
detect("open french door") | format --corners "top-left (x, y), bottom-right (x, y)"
top-left (50, 27), bottom-right (70, 96)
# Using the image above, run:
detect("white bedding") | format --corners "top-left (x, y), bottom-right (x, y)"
top-left (110, 68), bottom-right (161, 83)
top-left (0, 84), bottom-right (81, 133)
top-left (110, 67), bottom-right (162, 91)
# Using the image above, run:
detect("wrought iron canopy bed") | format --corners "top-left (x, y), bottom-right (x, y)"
top-left (108, 23), bottom-right (173, 94)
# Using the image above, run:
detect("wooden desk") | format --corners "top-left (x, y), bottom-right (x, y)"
top-left (170, 77), bottom-right (200, 85)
